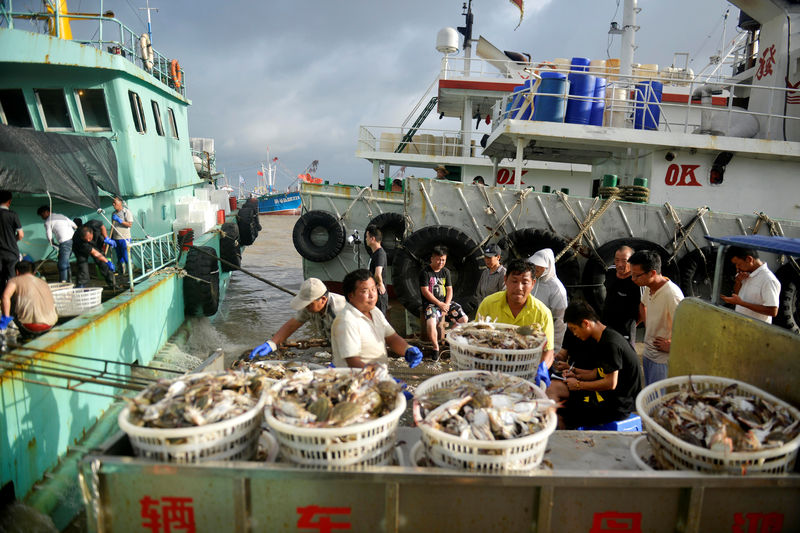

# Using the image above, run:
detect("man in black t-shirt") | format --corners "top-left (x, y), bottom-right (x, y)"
top-left (419, 245), bottom-right (468, 360)
top-left (72, 225), bottom-right (116, 289)
top-left (549, 301), bottom-right (642, 429)
top-left (0, 191), bottom-right (23, 295)
top-left (365, 225), bottom-right (388, 315)
top-left (602, 245), bottom-right (642, 345)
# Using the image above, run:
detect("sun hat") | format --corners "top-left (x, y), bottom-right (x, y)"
top-left (290, 278), bottom-right (328, 311)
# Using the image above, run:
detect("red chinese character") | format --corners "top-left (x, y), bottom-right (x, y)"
top-left (756, 45), bottom-right (777, 80)
top-left (296, 505), bottom-right (352, 532)
top-left (161, 497), bottom-right (196, 533)
top-left (589, 511), bottom-right (643, 533)
top-left (140, 496), bottom-right (163, 533)
top-left (732, 512), bottom-right (784, 533)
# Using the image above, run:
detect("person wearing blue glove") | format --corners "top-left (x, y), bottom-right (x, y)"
top-left (0, 315), bottom-right (13, 330)
top-left (393, 377), bottom-right (414, 401)
top-left (248, 278), bottom-right (347, 360)
top-left (72, 225), bottom-right (116, 290)
top-left (1, 260), bottom-right (57, 337)
top-left (37, 205), bottom-right (77, 283)
top-left (103, 237), bottom-right (116, 248)
top-left (110, 197), bottom-right (133, 276)
top-left (534, 361), bottom-right (551, 388)
top-left (547, 302), bottom-right (643, 430)
top-left (106, 260), bottom-right (115, 272)
top-left (330, 269), bottom-right (422, 369)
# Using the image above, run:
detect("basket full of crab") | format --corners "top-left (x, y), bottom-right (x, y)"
top-left (637, 376), bottom-right (800, 475)
top-left (118, 371), bottom-right (268, 463)
top-left (230, 360), bottom-right (325, 385)
top-left (413, 370), bottom-right (557, 473)
top-left (264, 363), bottom-right (406, 468)
top-left (446, 321), bottom-right (547, 380)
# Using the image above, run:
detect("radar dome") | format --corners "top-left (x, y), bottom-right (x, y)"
top-left (436, 27), bottom-right (459, 54)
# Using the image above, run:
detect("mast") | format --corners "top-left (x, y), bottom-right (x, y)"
top-left (458, 1), bottom-right (474, 158)
top-left (620, 0), bottom-right (637, 79)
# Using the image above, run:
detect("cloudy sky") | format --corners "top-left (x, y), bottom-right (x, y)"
top-left (53, 0), bottom-right (742, 188)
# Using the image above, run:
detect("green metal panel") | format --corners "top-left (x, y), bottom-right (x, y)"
top-left (669, 298), bottom-right (800, 407)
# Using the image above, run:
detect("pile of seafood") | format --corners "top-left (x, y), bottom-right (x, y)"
top-left (268, 363), bottom-right (402, 428)
top-left (231, 360), bottom-right (320, 380)
top-left (126, 371), bottom-right (266, 429)
top-left (652, 383), bottom-right (800, 453)
top-left (448, 321), bottom-right (546, 352)
top-left (415, 373), bottom-right (555, 441)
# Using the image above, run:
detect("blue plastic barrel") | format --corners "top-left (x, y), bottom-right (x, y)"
top-left (517, 79), bottom-right (535, 120)
top-left (633, 80), bottom-right (663, 130)
top-left (505, 85), bottom-right (525, 119)
top-left (570, 57), bottom-right (590, 72)
top-left (589, 76), bottom-right (606, 126)
top-left (565, 72), bottom-right (596, 124)
top-left (532, 72), bottom-right (567, 123)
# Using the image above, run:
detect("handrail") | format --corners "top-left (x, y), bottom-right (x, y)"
top-left (125, 232), bottom-right (179, 290)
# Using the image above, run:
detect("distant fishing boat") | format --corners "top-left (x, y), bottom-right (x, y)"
top-left (252, 157), bottom-right (320, 215)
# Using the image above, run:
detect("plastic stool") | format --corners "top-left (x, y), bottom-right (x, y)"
top-left (576, 413), bottom-right (642, 432)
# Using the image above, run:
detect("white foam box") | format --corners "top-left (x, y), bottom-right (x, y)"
top-left (194, 188), bottom-right (210, 202)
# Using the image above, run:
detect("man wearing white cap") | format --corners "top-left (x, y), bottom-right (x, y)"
top-left (249, 278), bottom-right (346, 359)
top-left (527, 249), bottom-right (568, 352)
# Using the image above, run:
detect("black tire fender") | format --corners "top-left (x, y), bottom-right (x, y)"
top-left (237, 206), bottom-right (258, 246)
top-left (580, 238), bottom-right (680, 313)
top-left (184, 246), bottom-right (220, 317)
top-left (219, 222), bottom-right (241, 273)
top-left (775, 264), bottom-right (800, 334)
top-left (292, 210), bottom-right (346, 262)
top-left (678, 246), bottom-right (735, 300)
top-left (498, 228), bottom-right (581, 298)
top-left (392, 225), bottom-right (483, 316)
top-left (243, 198), bottom-right (262, 231)
top-left (364, 212), bottom-right (405, 265)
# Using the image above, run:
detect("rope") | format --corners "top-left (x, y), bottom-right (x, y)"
top-left (554, 193), bottom-right (619, 262)
top-left (554, 191), bottom-right (602, 259)
top-left (664, 203), bottom-right (709, 263)
top-left (468, 188), bottom-right (533, 257)
top-left (338, 186), bottom-right (372, 222)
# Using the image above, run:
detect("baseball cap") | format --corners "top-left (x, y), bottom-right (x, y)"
top-left (290, 278), bottom-right (328, 310)
top-left (482, 243), bottom-right (500, 257)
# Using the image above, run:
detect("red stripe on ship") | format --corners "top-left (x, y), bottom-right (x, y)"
top-left (439, 79), bottom-right (524, 92)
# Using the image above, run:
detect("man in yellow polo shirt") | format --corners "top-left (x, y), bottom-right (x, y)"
top-left (476, 258), bottom-right (555, 386)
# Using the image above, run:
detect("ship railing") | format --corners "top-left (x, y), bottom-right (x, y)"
top-left (358, 125), bottom-right (482, 159)
top-left (490, 70), bottom-right (800, 141)
top-left (125, 232), bottom-right (179, 290)
top-left (0, 4), bottom-right (186, 97)
top-left (440, 55), bottom-right (538, 83)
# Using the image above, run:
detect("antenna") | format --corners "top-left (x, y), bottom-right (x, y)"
top-left (139, 0), bottom-right (159, 37)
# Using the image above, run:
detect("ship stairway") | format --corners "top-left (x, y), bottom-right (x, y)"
top-left (395, 97), bottom-right (438, 153)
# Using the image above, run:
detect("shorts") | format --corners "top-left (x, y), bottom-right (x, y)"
top-left (423, 301), bottom-right (467, 324)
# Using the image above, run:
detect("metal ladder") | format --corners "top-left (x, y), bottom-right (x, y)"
top-left (395, 97), bottom-right (438, 153)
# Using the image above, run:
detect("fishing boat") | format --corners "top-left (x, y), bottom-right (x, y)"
top-left (0, 2), bottom-right (257, 527)
top-left (294, 0), bottom-right (800, 334)
top-left (246, 158), bottom-right (302, 215)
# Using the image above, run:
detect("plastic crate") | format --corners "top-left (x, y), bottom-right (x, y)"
top-left (413, 370), bottom-right (556, 473)
top-left (576, 413), bottom-right (642, 432)
top-left (47, 282), bottom-right (73, 293)
top-left (264, 369), bottom-right (406, 469)
top-left (446, 322), bottom-right (546, 380)
top-left (52, 287), bottom-right (103, 317)
top-left (636, 375), bottom-right (800, 475)
top-left (119, 393), bottom-right (267, 463)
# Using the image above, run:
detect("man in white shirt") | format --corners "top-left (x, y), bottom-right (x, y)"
top-left (629, 250), bottom-right (684, 385)
top-left (331, 269), bottom-right (422, 369)
top-left (720, 246), bottom-right (780, 323)
top-left (37, 205), bottom-right (77, 283)
top-left (110, 196), bottom-right (134, 275)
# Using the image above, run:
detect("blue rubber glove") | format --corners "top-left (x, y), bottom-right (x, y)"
top-left (112, 214), bottom-right (123, 224)
top-left (249, 340), bottom-right (276, 360)
top-left (106, 260), bottom-right (115, 272)
top-left (404, 346), bottom-right (423, 368)
top-left (393, 377), bottom-right (413, 401)
top-left (103, 237), bottom-right (116, 248)
top-left (534, 361), bottom-right (551, 388)
top-left (0, 315), bottom-right (13, 330)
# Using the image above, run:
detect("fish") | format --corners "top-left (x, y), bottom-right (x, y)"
top-left (448, 321), bottom-right (547, 361)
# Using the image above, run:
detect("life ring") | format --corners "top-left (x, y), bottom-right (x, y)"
top-left (497, 228), bottom-right (581, 299)
top-left (236, 206), bottom-right (259, 246)
top-left (363, 212), bottom-right (405, 265)
top-left (678, 246), bottom-right (735, 300)
top-left (580, 238), bottom-right (680, 313)
top-left (775, 264), bottom-right (800, 334)
top-left (292, 210), bottom-right (345, 262)
top-left (391, 225), bottom-right (483, 317)
top-left (170, 59), bottom-right (182, 89)
top-left (183, 246), bottom-right (220, 316)
top-left (219, 222), bottom-right (241, 273)
top-left (140, 33), bottom-right (154, 71)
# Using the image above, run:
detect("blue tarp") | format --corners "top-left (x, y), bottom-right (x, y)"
top-left (705, 235), bottom-right (800, 257)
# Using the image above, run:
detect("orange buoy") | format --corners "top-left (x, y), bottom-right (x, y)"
top-left (170, 59), bottom-right (182, 89)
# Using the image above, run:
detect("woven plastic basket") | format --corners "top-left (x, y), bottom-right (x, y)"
top-left (446, 322), bottom-right (546, 380)
top-left (413, 370), bottom-right (556, 473)
top-left (52, 287), bottom-right (103, 317)
top-left (636, 375), bottom-right (800, 475)
top-left (119, 392), bottom-right (267, 463)
top-left (264, 369), bottom-right (406, 468)
top-left (47, 282), bottom-right (73, 293)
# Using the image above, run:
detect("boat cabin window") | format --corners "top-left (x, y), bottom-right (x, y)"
top-left (128, 91), bottom-right (147, 133)
top-left (75, 89), bottom-right (111, 131)
top-left (0, 89), bottom-right (33, 128)
top-left (167, 107), bottom-right (179, 139)
top-left (151, 101), bottom-right (165, 136)
top-left (34, 89), bottom-right (73, 131)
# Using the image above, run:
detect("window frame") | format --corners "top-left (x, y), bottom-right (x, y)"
top-left (34, 88), bottom-right (74, 131)
top-left (0, 89), bottom-right (34, 128)
top-left (167, 107), bottom-right (179, 139)
top-left (151, 100), bottom-right (165, 136)
top-left (74, 88), bottom-right (112, 132)
top-left (128, 90), bottom-right (147, 134)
